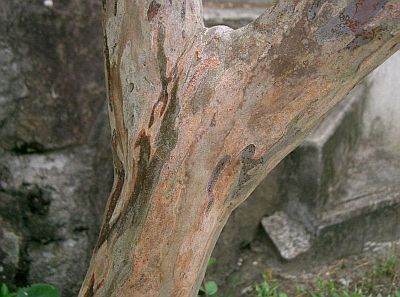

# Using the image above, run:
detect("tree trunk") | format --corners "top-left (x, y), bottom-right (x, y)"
top-left (79, 1), bottom-right (400, 296)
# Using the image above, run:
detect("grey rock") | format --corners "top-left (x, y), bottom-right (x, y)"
top-left (1, 148), bottom-right (98, 240)
top-left (0, 0), bottom-right (106, 151)
top-left (0, 0), bottom-right (112, 296)
top-left (28, 238), bottom-right (91, 297)
top-left (0, 144), bottom-right (111, 294)
top-left (0, 220), bottom-right (22, 284)
top-left (261, 212), bottom-right (311, 260)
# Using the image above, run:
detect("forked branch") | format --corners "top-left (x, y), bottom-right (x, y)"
top-left (79, 1), bottom-right (399, 297)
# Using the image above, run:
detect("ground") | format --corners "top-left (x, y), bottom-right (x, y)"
top-left (205, 234), bottom-right (400, 296)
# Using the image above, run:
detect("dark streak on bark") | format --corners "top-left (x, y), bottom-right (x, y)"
top-left (82, 273), bottom-right (95, 297)
top-left (103, 33), bottom-right (113, 112)
top-left (96, 130), bottom-right (126, 249)
top-left (125, 77), bottom-right (179, 223)
top-left (390, 42), bottom-right (400, 52)
top-left (231, 111), bottom-right (313, 203)
top-left (114, 0), bottom-right (118, 16)
top-left (308, 0), bottom-right (329, 21)
top-left (240, 143), bottom-right (257, 166)
top-left (181, 0), bottom-right (187, 19)
top-left (206, 155), bottom-right (231, 211)
top-left (232, 140), bottom-right (284, 201)
top-left (210, 113), bottom-right (216, 127)
top-left (147, 1), bottom-right (161, 22)
top-left (233, 144), bottom-right (262, 195)
top-left (101, 79), bottom-right (181, 297)
top-left (149, 24), bottom-right (170, 128)
top-left (347, 27), bottom-right (383, 49)
top-left (97, 22), bottom-right (181, 293)
top-left (104, 77), bottom-right (180, 295)
top-left (96, 172), bottom-right (124, 247)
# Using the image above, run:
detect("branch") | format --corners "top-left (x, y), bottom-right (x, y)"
top-left (199, 0), bottom-right (400, 205)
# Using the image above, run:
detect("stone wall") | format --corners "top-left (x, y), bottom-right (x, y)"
top-left (0, 1), bottom-right (112, 296)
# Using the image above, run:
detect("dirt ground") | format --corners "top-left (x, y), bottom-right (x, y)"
top-left (205, 233), bottom-right (400, 297)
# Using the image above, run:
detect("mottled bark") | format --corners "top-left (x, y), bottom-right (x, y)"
top-left (79, 1), bottom-right (400, 296)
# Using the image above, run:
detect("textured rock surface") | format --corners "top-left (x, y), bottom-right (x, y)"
top-left (0, 0), bottom-right (106, 151)
top-left (0, 219), bottom-right (22, 285)
top-left (261, 211), bottom-right (311, 260)
top-left (0, 1), bottom-right (112, 296)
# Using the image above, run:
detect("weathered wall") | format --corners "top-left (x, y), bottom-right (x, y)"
top-left (0, 1), bottom-right (112, 296)
top-left (363, 53), bottom-right (400, 152)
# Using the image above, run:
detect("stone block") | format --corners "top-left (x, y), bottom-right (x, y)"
top-left (261, 212), bottom-right (311, 260)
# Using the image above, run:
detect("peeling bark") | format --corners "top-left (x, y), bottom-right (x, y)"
top-left (79, 1), bottom-right (400, 297)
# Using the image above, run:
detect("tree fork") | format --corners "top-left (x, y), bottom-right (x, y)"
top-left (79, 0), bottom-right (399, 296)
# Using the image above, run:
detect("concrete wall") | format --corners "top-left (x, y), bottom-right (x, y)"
top-left (363, 52), bottom-right (400, 152)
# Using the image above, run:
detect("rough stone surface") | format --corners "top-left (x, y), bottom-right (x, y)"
top-left (0, 0), bottom-right (106, 151)
top-left (261, 212), bottom-right (311, 260)
top-left (28, 238), bottom-right (92, 297)
top-left (0, 1), bottom-right (112, 296)
top-left (0, 220), bottom-right (22, 285)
